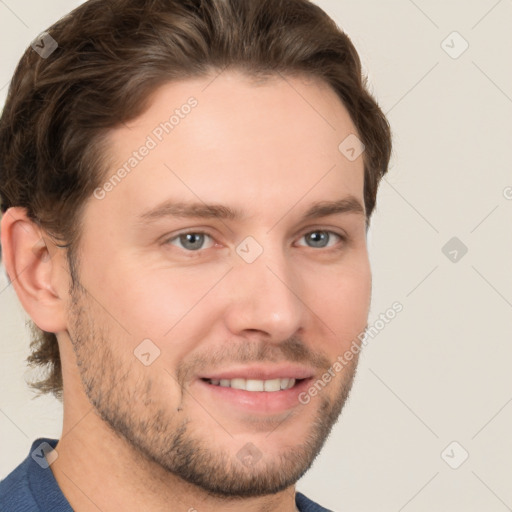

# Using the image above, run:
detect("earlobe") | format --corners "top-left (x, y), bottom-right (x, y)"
top-left (0, 207), bottom-right (68, 333)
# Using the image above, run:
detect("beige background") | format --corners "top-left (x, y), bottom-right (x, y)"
top-left (1, 1), bottom-right (511, 510)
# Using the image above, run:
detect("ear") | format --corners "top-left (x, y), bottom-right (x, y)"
top-left (1, 207), bottom-right (69, 333)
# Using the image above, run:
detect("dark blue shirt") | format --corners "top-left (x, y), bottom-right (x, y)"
top-left (0, 438), bottom-right (332, 511)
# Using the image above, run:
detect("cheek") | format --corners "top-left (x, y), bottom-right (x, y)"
top-left (305, 259), bottom-right (371, 346)
top-left (95, 265), bottom-right (223, 358)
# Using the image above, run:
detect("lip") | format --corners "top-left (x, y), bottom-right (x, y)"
top-left (197, 364), bottom-right (316, 381)
top-left (194, 376), bottom-right (314, 414)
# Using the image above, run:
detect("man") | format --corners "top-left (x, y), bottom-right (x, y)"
top-left (0, 0), bottom-right (391, 510)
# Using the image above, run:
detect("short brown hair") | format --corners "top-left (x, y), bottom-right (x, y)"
top-left (0, 0), bottom-right (392, 400)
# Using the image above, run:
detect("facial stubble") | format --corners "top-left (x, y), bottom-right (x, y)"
top-left (66, 278), bottom-right (360, 498)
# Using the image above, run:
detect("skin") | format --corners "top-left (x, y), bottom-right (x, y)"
top-left (1, 70), bottom-right (371, 512)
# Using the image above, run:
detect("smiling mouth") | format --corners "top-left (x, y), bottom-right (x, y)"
top-left (201, 377), bottom-right (306, 392)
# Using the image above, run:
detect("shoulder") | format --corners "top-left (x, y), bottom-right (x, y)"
top-left (1, 438), bottom-right (71, 512)
top-left (0, 454), bottom-right (39, 512)
top-left (296, 491), bottom-right (335, 512)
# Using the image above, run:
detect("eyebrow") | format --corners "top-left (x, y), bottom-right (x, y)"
top-left (137, 195), bottom-right (365, 224)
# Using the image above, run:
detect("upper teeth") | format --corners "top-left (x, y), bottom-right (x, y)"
top-left (208, 378), bottom-right (296, 392)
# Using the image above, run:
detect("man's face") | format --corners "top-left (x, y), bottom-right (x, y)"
top-left (64, 71), bottom-right (371, 497)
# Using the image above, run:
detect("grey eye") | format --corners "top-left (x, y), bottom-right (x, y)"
top-left (168, 232), bottom-right (214, 251)
top-left (300, 231), bottom-right (341, 249)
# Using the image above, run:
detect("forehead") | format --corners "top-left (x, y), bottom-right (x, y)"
top-left (90, 71), bottom-right (365, 226)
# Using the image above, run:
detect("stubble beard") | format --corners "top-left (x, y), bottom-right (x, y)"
top-left (67, 281), bottom-right (360, 498)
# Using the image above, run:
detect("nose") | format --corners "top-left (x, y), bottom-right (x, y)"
top-left (222, 243), bottom-right (306, 342)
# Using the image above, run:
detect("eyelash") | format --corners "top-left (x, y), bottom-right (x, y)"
top-left (163, 229), bottom-right (347, 254)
